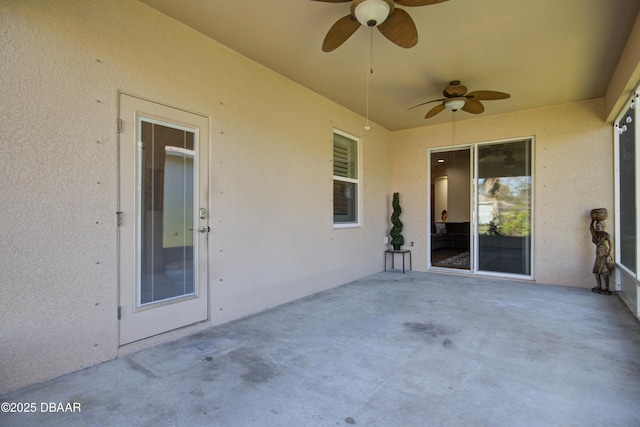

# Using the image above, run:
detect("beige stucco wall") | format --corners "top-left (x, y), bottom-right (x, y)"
top-left (0, 0), bottom-right (391, 394)
top-left (1, 0), bottom-right (634, 395)
top-left (391, 99), bottom-right (613, 286)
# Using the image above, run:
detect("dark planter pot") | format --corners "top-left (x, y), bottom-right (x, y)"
top-left (393, 244), bottom-right (401, 250)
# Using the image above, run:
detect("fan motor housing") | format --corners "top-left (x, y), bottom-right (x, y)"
top-left (444, 80), bottom-right (467, 97)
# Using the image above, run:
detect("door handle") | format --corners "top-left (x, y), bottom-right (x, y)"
top-left (198, 226), bottom-right (210, 233)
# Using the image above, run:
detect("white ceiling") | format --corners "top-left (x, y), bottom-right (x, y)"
top-left (139, 0), bottom-right (640, 131)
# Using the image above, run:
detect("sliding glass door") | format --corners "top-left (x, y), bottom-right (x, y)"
top-left (429, 138), bottom-right (533, 278)
top-left (476, 139), bottom-right (533, 276)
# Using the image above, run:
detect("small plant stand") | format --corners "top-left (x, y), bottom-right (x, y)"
top-left (384, 249), bottom-right (412, 273)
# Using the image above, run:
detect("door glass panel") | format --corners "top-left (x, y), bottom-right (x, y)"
top-left (430, 149), bottom-right (471, 270)
top-left (477, 139), bottom-right (532, 276)
top-left (139, 120), bottom-right (195, 306)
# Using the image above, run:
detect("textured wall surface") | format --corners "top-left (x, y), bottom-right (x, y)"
top-left (391, 99), bottom-right (613, 286)
top-left (0, 0), bottom-right (391, 393)
top-left (0, 0), bottom-right (632, 395)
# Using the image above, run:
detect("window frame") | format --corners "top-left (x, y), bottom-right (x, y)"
top-left (332, 129), bottom-right (362, 228)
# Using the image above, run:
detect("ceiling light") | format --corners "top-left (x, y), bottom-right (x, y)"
top-left (354, 0), bottom-right (391, 27)
top-left (444, 99), bottom-right (466, 112)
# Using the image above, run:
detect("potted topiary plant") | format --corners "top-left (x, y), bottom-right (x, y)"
top-left (390, 192), bottom-right (404, 250)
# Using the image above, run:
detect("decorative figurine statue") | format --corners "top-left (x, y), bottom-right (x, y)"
top-left (590, 208), bottom-right (614, 295)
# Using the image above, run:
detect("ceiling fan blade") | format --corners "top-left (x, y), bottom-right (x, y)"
top-left (322, 15), bottom-right (361, 52)
top-left (425, 104), bottom-right (446, 118)
top-left (462, 99), bottom-right (485, 114)
top-left (408, 98), bottom-right (445, 110)
top-left (377, 8), bottom-right (418, 48)
top-left (467, 90), bottom-right (511, 101)
top-left (394, 0), bottom-right (449, 6)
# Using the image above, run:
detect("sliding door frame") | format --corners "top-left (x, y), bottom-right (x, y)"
top-left (427, 136), bottom-right (535, 280)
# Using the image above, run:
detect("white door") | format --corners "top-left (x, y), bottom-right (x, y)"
top-left (118, 94), bottom-right (209, 345)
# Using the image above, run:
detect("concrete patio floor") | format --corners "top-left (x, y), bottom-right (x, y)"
top-left (2, 271), bottom-right (640, 426)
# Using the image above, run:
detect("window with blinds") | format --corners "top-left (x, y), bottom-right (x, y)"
top-left (333, 131), bottom-right (359, 225)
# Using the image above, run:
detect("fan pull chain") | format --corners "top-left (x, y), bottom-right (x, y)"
top-left (452, 111), bottom-right (458, 169)
top-left (369, 24), bottom-right (374, 74)
top-left (364, 27), bottom-right (373, 131)
top-left (451, 110), bottom-right (456, 145)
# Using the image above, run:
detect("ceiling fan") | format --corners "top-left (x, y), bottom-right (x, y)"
top-left (314, 0), bottom-right (448, 52)
top-left (409, 80), bottom-right (511, 118)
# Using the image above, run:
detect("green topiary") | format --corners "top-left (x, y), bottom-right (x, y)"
top-left (390, 192), bottom-right (404, 249)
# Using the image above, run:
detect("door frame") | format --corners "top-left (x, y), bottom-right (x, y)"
top-left (117, 93), bottom-right (210, 345)
top-left (427, 137), bottom-right (535, 279)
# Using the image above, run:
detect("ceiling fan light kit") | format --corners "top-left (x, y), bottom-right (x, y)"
top-left (444, 98), bottom-right (466, 112)
top-left (354, 0), bottom-right (392, 27)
